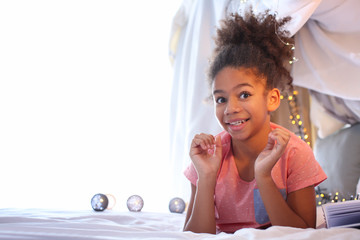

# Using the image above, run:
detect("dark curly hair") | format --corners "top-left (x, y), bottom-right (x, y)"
top-left (208, 9), bottom-right (294, 92)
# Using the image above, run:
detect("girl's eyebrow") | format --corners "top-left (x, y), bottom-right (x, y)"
top-left (213, 83), bottom-right (254, 95)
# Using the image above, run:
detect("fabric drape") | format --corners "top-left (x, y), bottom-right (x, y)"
top-left (169, 0), bottom-right (360, 200)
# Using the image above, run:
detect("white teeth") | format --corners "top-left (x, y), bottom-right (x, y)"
top-left (229, 120), bottom-right (246, 125)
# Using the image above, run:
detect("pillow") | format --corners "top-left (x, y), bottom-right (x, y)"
top-left (314, 123), bottom-right (360, 200)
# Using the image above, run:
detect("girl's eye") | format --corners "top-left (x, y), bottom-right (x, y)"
top-left (240, 92), bottom-right (251, 99)
top-left (215, 97), bottom-right (226, 104)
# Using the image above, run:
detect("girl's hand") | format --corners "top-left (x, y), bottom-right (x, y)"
top-left (255, 128), bottom-right (290, 179)
top-left (189, 133), bottom-right (222, 179)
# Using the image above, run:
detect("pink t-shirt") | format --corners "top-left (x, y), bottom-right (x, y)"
top-left (184, 123), bottom-right (327, 233)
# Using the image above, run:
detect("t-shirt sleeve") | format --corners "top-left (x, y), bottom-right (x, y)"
top-left (184, 162), bottom-right (198, 186)
top-left (286, 138), bottom-right (327, 193)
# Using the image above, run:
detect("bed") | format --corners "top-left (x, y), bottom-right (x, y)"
top-left (0, 207), bottom-right (358, 239)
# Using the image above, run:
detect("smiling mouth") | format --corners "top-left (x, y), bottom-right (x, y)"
top-left (228, 119), bottom-right (249, 126)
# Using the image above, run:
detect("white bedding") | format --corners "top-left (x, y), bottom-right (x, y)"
top-left (0, 208), bottom-right (358, 240)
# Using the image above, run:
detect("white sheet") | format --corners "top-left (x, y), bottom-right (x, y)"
top-left (0, 208), bottom-right (358, 240)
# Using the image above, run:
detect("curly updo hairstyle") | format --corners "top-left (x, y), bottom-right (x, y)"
top-left (208, 9), bottom-right (294, 92)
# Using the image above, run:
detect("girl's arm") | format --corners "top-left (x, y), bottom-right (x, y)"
top-left (255, 128), bottom-right (316, 228)
top-left (183, 134), bottom-right (223, 234)
top-left (256, 177), bottom-right (316, 228)
top-left (183, 183), bottom-right (196, 229)
top-left (183, 180), bottom-right (217, 233)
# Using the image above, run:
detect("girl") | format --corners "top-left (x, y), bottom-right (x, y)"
top-left (183, 10), bottom-right (327, 234)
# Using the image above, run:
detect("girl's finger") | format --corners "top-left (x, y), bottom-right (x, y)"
top-left (192, 133), bottom-right (215, 149)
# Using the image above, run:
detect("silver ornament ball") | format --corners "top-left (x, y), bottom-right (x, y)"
top-left (91, 193), bottom-right (109, 211)
top-left (169, 197), bottom-right (185, 213)
top-left (127, 195), bottom-right (144, 212)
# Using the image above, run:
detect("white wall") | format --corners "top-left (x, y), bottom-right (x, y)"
top-left (0, 0), bottom-right (181, 212)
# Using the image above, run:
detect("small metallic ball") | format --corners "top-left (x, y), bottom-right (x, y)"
top-left (169, 197), bottom-right (186, 214)
top-left (127, 195), bottom-right (144, 212)
top-left (91, 193), bottom-right (109, 211)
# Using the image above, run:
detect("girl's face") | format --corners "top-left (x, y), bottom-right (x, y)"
top-left (212, 67), bottom-right (279, 142)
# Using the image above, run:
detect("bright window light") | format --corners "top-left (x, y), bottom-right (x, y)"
top-left (0, 0), bottom-right (181, 212)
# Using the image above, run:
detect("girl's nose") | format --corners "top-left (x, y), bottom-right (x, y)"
top-left (224, 96), bottom-right (241, 115)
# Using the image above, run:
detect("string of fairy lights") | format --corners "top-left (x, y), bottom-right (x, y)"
top-left (280, 91), bottom-right (311, 145)
top-left (272, 1), bottom-right (310, 145)
top-left (315, 187), bottom-right (359, 206)
top-left (89, 190), bottom-right (359, 213)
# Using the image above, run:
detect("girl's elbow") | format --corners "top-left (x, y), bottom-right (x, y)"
top-left (183, 224), bottom-right (216, 234)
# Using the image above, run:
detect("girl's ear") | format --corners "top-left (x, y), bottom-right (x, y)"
top-left (267, 88), bottom-right (281, 112)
